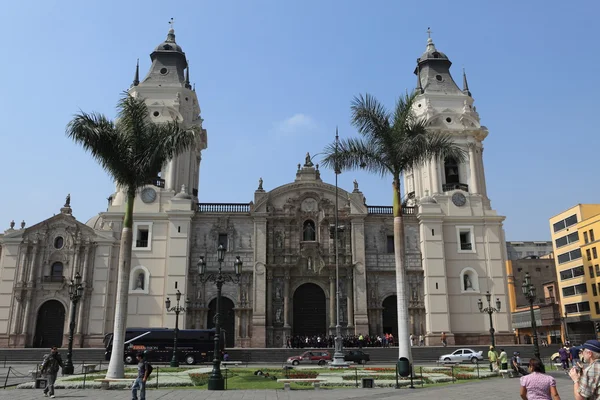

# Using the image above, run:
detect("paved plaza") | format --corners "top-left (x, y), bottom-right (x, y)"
top-left (0, 371), bottom-right (578, 400)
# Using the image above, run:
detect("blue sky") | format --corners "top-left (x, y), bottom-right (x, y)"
top-left (1, 0), bottom-right (597, 240)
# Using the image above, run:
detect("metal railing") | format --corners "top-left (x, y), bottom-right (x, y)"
top-left (443, 183), bottom-right (469, 192)
top-left (42, 276), bottom-right (64, 283)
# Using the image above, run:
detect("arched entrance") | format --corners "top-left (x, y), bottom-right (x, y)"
top-left (293, 283), bottom-right (326, 337)
top-left (382, 295), bottom-right (398, 337)
top-left (207, 297), bottom-right (235, 348)
top-left (33, 300), bottom-right (66, 348)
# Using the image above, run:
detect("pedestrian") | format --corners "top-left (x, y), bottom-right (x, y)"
top-left (558, 346), bottom-right (570, 371)
top-left (499, 348), bottom-right (508, 370)
top-left (488, 346), bottom-right (499, 372)
top-left (520, 357), bottom-right (561, 400)
top-left (419, 334), bottom-right (424, 346)
top-left (41, 346), bottom-right (63, 398)
top-left (132, 352), bottom-right (151, 400)
top-left (569, 339), bottom-right (600, 400)
top-left (410, 333), bottom-right (414, 346)
top-left (441, 332), bottom-right (447, 347)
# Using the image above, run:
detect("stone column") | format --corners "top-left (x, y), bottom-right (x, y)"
top-left (329, 274), bottom-right (336, 328)
top-left (76, 244), bottom-right (92, 334)
top-left (266, 270), bottom-right (273, 326)
top-left (431, 158), bottom-right (440, 194)
top-left (167, 158), bottom-right (178, 191)
top-left (12, 245), bottom-right (28, 335)
top-left (468, 143), bottom-right (479, 194)
top-left (283, 272), bottom-right (290, 327)
top-left (251, 217), bottom-right (268, 347)
top-left (22, 241), bottom-right (41, 336)
top-left (346, 272), bottom-right (354, 329)
top-left (350, 218), bottom-right (369, 335)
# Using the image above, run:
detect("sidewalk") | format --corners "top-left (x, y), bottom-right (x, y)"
top-left (1, 371), bottom-right (575, 400)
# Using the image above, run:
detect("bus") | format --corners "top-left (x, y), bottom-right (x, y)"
top-left (104, 328), bottom-right (225, 365)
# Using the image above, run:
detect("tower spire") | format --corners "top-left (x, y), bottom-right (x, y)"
top-left (132, 58), bottom-right (140, 87)
top-left (185, 63), bottom-right (191, 89)
top-left (462, 68), bottom-right (471, 97)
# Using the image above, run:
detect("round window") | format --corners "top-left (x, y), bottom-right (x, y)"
top-left (160, 67), bottom-right (168, 75)
top-left (153, 111), bottom-right (160, 117)
top-left (446, 117), bottom-right (452, 123)
top-left (54, 236), bottom-right (64, 249)
top-left (435, 75), bottom-right (443, 82)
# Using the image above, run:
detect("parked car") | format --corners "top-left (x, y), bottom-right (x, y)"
top-left (439, 348), bottom-right (483, 364)
top-left (287, 351), bottom-right (331, 366)
top-left (344, 350), bottom-right (370, 364)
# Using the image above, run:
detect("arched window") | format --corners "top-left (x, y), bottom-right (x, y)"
top-left (51, 262), bottom-right (63, 277)
top-left (303, 220), bottom-right (316, 241)
top-left (130, 266), bottom-right (150, 294)
top-left (444, 157), bottom-right (459, 184)
top-left (459, 267), bottom-right (479, 293)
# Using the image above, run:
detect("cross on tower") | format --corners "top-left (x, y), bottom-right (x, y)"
top-left (169, 17), bottom-right (175, 30)
top-left (427, 27), bottom-right (432, 38)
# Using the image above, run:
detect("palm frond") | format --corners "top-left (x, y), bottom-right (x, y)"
top-left (350, 93), bottom-right (391, 142)
top-left (321, 137), bottom-right (389, 178)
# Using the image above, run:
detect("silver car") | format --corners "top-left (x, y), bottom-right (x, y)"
top-left (439, 348), bottom-right (484, 364)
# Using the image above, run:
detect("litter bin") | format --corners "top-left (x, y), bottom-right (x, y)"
top-left (361, 377), bottom-right (374, 388)
top-left (397, 357), bottom-right (410, 378)
top-left (35, 378), bottom-right (48, 389)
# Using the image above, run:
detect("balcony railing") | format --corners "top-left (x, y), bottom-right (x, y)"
top-left (43, 275), bottom-right (64, 283)
top-left (198, 203), bottom-right (251, 213)
top-left (443, 183), bottom-right (469, 192)
top-left (367, 206), bottom-right (415, 215)
top-left (136, 240), bottom-right (148, 248)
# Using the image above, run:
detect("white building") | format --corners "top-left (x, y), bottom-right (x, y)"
top-left (0, 29), bottom-right (512, 348)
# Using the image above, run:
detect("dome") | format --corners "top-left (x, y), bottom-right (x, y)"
top-left (420, 195), bottom-right (437, 204)
top-left (418, 38), bottom-right (448, 63)
top-left (86, 214), bottom-right (103, 229)
top-left (153, 29), bottom-right (183, 53)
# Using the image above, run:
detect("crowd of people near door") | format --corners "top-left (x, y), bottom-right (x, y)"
top-left (285, 333), bottom-right (395, 348)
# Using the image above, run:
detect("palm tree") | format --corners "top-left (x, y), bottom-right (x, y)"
top-left (322, 91), bottom-right (464, 362)
top-left (66, 92), bottom-right (196, 378)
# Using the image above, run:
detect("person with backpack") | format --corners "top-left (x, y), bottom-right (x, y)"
top-left (41, 346), bottom-right (63, 398)
top-left (132, 352), bottom-right (152, 400)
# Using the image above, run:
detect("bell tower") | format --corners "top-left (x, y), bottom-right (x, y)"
top-left (405, 33), bottom-right (511, 345)
top-left (111, 25), bottom-right (207, 210)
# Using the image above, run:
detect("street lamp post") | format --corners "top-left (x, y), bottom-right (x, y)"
top-left (522, 272), bottom-right (542, 360)
top-left (477, 291), bottom-right (501, 348)
top-left (165, 288), bottom-right (190, 367)
top-left (63, 272), bottom-right (84, 375)
top-left (197, 245), bottom-right (242, 391)
top-left (330, 128), bottom-right (348, 367)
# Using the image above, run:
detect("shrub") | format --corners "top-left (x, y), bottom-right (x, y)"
top-left (288, 372), bottom-right (318, 379)
top-left (189, 372), bottom-right (210, 386)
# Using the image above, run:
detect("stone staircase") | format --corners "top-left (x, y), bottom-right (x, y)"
top-left (0, 345), bottom-right (556, 364)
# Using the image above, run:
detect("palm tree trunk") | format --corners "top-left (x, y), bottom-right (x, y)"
top-left (105, 189), bottom-right (135, 379)
top-left (392, 177), bottom-right (412, 363)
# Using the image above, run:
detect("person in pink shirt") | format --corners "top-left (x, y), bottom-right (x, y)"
top-left (520, 358), bottom-right (561, 400)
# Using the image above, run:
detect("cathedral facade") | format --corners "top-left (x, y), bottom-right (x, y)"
top-left (0, 29), bottom-right (512, 348)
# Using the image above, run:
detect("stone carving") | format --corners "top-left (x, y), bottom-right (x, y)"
top-left (307, 256), bottom-right (313, 271)
top-left (275, 285), bottom-right (282, 300)
top-left (275, 231), bottom-right (283, 249)
top-left (353, 180), bottom-right (359, 192)
top-left (304, 152), bottom-right (314, 167)
top-left (275, 307), bottom-right (282, 323)
top-left (303, 221), bottom-right (316, 241)
top-left (464, 274), bottom-right (472, 290)
top-left (64, 194), bottom-right (71, 207)
top-left (257, 177), bottom-right (264, 191)
top-left (135, 272), bottom-right (144, 290)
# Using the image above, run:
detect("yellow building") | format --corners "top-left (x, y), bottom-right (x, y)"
top-left (550, 204), bottom-right (600, 344)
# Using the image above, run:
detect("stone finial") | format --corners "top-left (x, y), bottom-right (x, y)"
top-left (20, 220), bottom-right (25, 229)
top-left (257, 177), bottom-right (264, 191)
top-left (353, 179), bottom-right (360, 193)
top-left (9, 220), bottom-right (15, 229)
top-left (297, 163), bottom-right (301, 172)
top-left (180, 184), bottom-right (187, 193)
top-left (64, 193), bottom-right (71, 207)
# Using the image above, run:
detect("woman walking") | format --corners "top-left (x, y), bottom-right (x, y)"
top-left (520, 358), bottom-right (561, 400)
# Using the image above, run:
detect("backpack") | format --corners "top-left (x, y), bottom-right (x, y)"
top-left (145, 362), bottom-right (153, 377)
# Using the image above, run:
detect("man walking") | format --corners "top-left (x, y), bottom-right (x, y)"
top-left (132, 353), bottom-right (150, 400)
top-left (487, 346), bottom-right (498, 372)
top-left (41, 346), bottom-right (63, 398)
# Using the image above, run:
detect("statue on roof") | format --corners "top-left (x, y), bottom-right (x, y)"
top-left (65, 193), bottom-right (71, 207)
top-left (304, 152), bottom-right (314, 167)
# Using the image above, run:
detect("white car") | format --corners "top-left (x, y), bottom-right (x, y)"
top-left (439, 348), bottom-right (484, 364)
